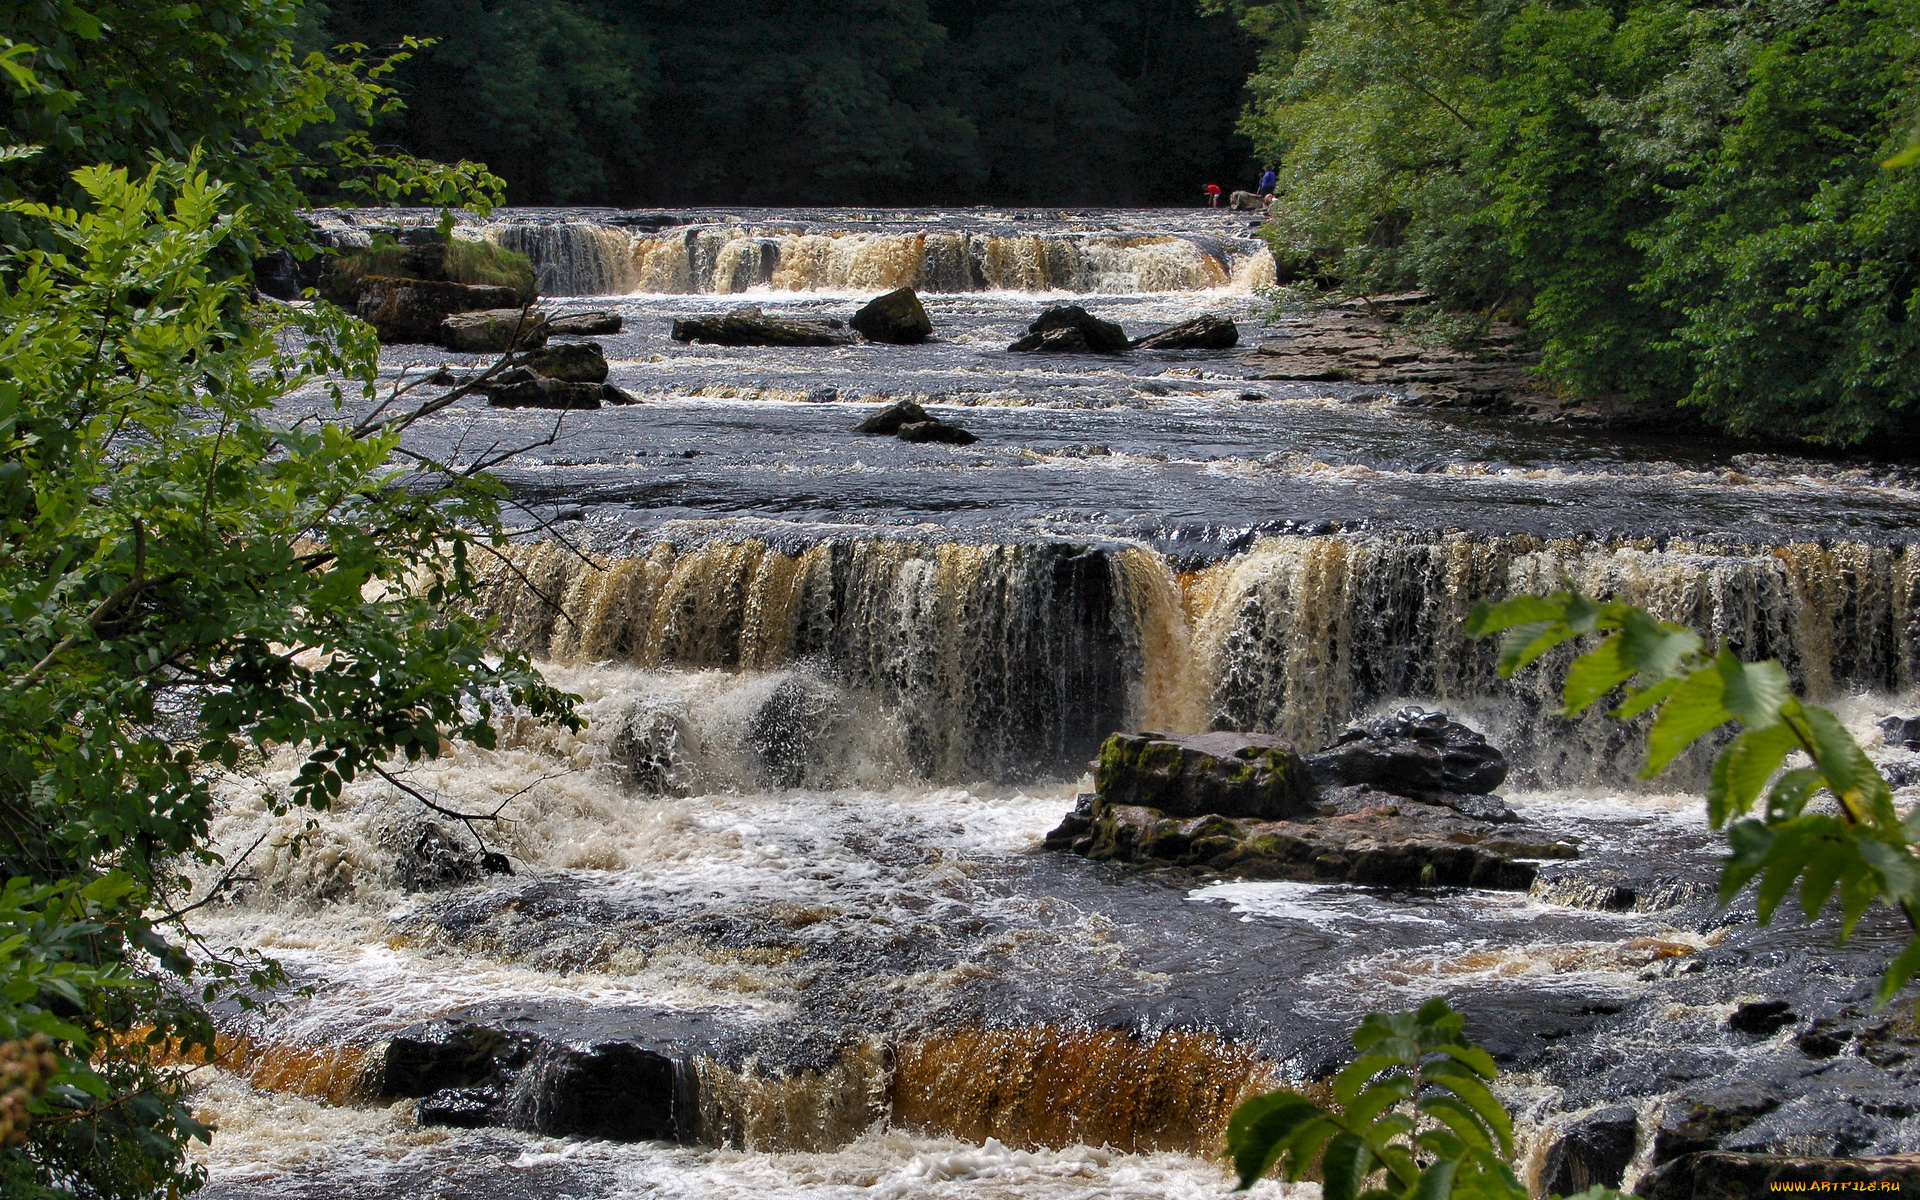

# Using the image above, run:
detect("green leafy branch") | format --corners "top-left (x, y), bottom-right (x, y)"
top-left (1467, 592), bottom-right (1920, 1004)
top-left (1228, 998), bottom-right (1529, 1200)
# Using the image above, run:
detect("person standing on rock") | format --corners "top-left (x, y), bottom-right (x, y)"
top-left (1206, 183), bottom-right (1223, 207)
top-left (1258, 166), bottom-right (1278, 196)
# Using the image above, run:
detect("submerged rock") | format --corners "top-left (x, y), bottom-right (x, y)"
top-left (671, 306), bottom-right (854, 347)
top-left (439, 307), bottom-right (550, 354)
top-left (547, 310), bottom-right (623, 336)
top-left (748, 677), bottom-right (842, 789)
top-left (1009, 305), bottom-right (1129, 355)
top-left (1131, 314), bottom-right (1239, 351)
top-left (853, 399), bottom-right (932, 434)
top-left (850, 287), bottom-right (933, 344)
top-left (354, 277), bottom-right (524, 345)
top-left (513, 341), bottom-right (608, 384)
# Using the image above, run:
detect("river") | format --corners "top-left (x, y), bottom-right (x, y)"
top-left (191, 207), bottom-right (1920, 1199)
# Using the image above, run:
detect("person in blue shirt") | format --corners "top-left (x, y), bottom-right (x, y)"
top-left (1258, 167), bottom-right (1278, 195)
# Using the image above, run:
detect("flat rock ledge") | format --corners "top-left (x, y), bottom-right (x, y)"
top-left (1046, 717), bottom-right (1571, 889)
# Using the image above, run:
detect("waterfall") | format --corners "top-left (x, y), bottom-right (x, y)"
top-left (474, 221), bottom-right (1277, 296)
top-left (478, 532), bottom-right (1920, 786)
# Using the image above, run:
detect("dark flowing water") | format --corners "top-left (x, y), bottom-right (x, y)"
top-left (194, 207), bottom-right (1920, 1198)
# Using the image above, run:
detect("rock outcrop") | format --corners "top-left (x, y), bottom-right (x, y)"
top-left (439, 307), bottom-right (550, 354)
top-left (1008, 305), bottom-right (1129, 355)
top-left (513, 341), bottom-right (608, 384)
top-left (896, 420), bottom-right (977, 445)
top-left (482, 373), bottom-right (605, 410)
top-left (671, 306), bottom-right (854, 347)
top-left (1046, 715), bottom-right (1560, 888)
top-left (1229, 190), bottom-right (1264, 211)
top-left (354, 278), bottom-right (524, 345)
top-left (1132, 314), bottom-right (1239, 350)
top-left (1540, 1106), bottom-right (1640, 1196)
top-left (850, 287), bottom-right (933, 344)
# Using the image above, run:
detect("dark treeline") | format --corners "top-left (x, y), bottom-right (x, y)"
top-left (306, 0), bottom-right (1260, 208)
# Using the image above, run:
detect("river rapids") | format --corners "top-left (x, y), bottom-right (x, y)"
top-left (191, 207), bottom-right (1920, 1199)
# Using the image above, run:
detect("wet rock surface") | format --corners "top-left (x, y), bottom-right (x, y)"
top-left (671, 305), bottom-right (854, 347)
top-left (850, 286), bottom-right (933, 344)
top-left (1881, 714), bottom-right (1920, 750)
top-left (483, 376), bottom-right (604, 410)
top-left (853, 399), bottom-right (975, 444)
top-left (1541, 1105), bottom-right (1640, 1195)
top-left (395, 822), bottom-right (513, 893)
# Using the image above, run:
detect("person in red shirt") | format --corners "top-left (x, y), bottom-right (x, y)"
top-left (1205, 183), bottom-right (1223, 207)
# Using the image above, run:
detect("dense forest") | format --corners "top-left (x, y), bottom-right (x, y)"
top-left (304, 0), bottom-right (1263, 207)
top-left (1213, 0), bottom-right (1920, 445)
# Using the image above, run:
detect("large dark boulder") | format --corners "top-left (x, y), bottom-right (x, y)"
top-left (354, 277), bottom-right (523, 345)
top-left (1652, 1084), bottom-right (1785, 1166)
top-left (1880, 714), bottom-right (1920, 750)
top-left (1131, 314), bottom-right (1240, 351)
top-left (850, 287), bottom-right (933, 344)
top-left (1094, 731), bottom-right (1316, 821)
top-left (671, 306), bottom-right (854, 347)
top-left (514, 341), bottom-right (608, 384)
top-left (1307, 707), bottom-right (1507, 796)
top-left (439, 307), bottom-right (550, 354)
top-left (1541, 1106), bottom-right (1640, 1196)
top-left (378, 1011), bottom-right (698, 1143)
top-left (1009, 305), bottom-right (1129, 355)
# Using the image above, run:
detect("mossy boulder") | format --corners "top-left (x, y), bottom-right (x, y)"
top-left (1094, 732), bottom-right (1316, 821)
top-left (440, 308), bottom-right (550, 354)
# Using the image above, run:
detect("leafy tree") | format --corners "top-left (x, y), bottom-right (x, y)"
top-left (1224, 0), bottom-right (1920, 445)
top-left (0, 16), bottom-right (576, 1196)
top-left (0, 0), bottom-right (505, 254)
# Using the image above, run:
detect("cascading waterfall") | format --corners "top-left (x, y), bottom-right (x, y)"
top-left (478, 532), bottom-right (1920, 787)
top-left (480, 221), bottom-right (1277, 296)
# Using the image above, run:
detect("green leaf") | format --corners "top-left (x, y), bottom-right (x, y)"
top-left (1560, 636), bottom-right (1634, 715)
top-left (1418, 1093), bottom-right (1496, 1154)
top-left (1716, 654), bottom-right (1792, 727)
top-left (1228, 1092), bottom-right (1327, 1188)
top-left (1875, 934), bottom-right (1920, 1008)
top-left (1801, 707), bottom-right (1895, 823)
top-left (1335, 1049), bottom-right (1415, 1104)
top-left (1708, 722), bottom-right (1799, 827)
top-left (1641, 666), bottom-right (1730, 777)
top-left (1413, 1158), bottom-right (1461, 1200)
top-left (1322, 1131), bottom-right (1375, 1200)
top-left (1424, 1060), bottom-right (1513, 1155)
